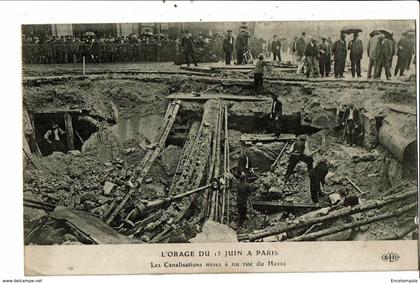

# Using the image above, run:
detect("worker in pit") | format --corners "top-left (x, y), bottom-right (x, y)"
top-left (308, 159), bottom-right (329, 203)
top-left (342, 103), bottom-right (360, 146)
top-left (254, 53), bottom-right (273, 96)
top-left (236, 173), bottom-right (254, 227)
top-left (44, 123), bottom-right (66, 153)
top-left (270, 93), bottom-right (283, 138)
top-left (237, 148), bottom-right (253, 180)
top-left (284, 135), bottom-right (314, 181)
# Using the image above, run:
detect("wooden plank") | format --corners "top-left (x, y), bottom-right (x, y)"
top-left (240, 133), bottom-right (296, 143)
top-left (167, 93), bottom-right (270, 101)
top-left (64, 113), bottom-right (74, 151)
top-left (252, 200), bottom-right (323, 211)
top-left (51, 206), bottom-right (137, 244)
top-left (33, 109), bottom-right (84, 114)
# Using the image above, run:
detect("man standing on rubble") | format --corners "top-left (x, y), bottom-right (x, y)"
top-left (342, 103), bottom-right (360, 146)
top-left (272, 34), bottom-right (282, 61)
top-left (254, 54), bottom-right (272, 96)
top-left (284, 135), bottom-right (313, 181)
top-left (348, 33), bottom-right (363, 78)
top-left (367, 31), bottom-right (380, 78)
top-left (223, 30), bottom-right (235, 65)
top-left (236, 173), bottom-right (254, 227)
top-left (394, 34), bottom-right (411, 76)
top-left (44, 123), bottom-right (66, 154)
top-left (270, 94), bottom-right (283, 137)
top-left (235, 27), bottom-right (249, 65)
top-left (318, 37), bottom-right (331, 77)
top-left (332, 32), bottom-right (347, 78)
top-left (308, 159), bottom-right (329, 203)
top-left (181, 30), bottom-right (198, 67)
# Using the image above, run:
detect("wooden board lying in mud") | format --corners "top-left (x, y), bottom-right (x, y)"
top-left (240, 133), bottom-right (296, 143)
top-left (167, 93), bottom-right (271, 101)
top-left (51, 206), bottom-right (137, 245)
top-left (252, 200), bottom-right (323, 212)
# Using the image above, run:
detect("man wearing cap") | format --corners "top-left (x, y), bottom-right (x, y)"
top-left (284, 135), bottom-right (314, 181)
top-left (270, 94), bottom-right (283, 137)
top-left (223, 30), bottom-right (235, 65)
top-left (272, 35), bottom-right (282, 61)
top-left (318, 37), bottom-right (331, 77)
top-left (254, 54), bottom-right (271, 96)
top-left (342, 103), bottom-right (360, 146)
top-left (348, 33), bottom-right (363, 78)
top-left (374, 33), bottom-right (392, 80)
top-left (304, 37), bottom-right (319, 78)
top-left (181, 30), bottom-right (198, 67)
top-left (296, 32), bottom-right (308, 75)
top-left (367, 31), bottom-right (380, 78)
top-left (332, 32), bottom-right (347, 78)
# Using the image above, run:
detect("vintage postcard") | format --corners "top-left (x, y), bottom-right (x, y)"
top-left (20, 2), bottom-right (418, 276)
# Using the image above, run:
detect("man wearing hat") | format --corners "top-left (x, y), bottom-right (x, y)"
top-left (254, 53), bottom-right (271, 96)
top-left (235, 26), bottom-right (249, 64)
top-left (284, 135), bottom-right (313, 181)
top-left (44, 123), bottom-right (66, 154)
top-left (223, 30), bottom-right (235, 65)
top-left (366, 31), bottom-right (380, 78)
top-left (394, 34), bottom-right (411, 76)
top-left (348, 33), bottom-right (363, 78)
top-left (181, 30), bottom-right (198, 67)
top-left (304, 37), bottom-right (319, 78)
top-left (318, 37), bottom-right (331, 77)
top-left (308, 159), bottom-right (329, 203)
top-left (270, 94), bottom-right (283, 137)
top-left (332, 32), bottom-right (347, 78)
top-left (296, 32), bottom-right (308, 75)
top-left (374, 33), bottom-right (392, 80)
top-left (272, 34), bottom-right (282, 61)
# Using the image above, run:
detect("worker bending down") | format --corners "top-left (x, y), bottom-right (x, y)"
top-left (284, 135), bottom-right (313, 181)
top-left (308, 159), bottom-right (329, 203)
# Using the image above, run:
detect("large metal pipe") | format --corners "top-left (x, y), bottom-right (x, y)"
top-left (378, 123), bottom-right (417, 167)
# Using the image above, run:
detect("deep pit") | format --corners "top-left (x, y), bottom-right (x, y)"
top-left (22, 73), bottom-right (417, 244)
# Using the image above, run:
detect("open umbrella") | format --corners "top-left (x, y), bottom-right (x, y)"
top-left (83, 31), bottom-right (96, 37)
top-left (340, 26), bottom-right (362, 34)
top-left (403, 29), bottom-right (415, 37)
top-left (376, 30), bottom-right (393, 40)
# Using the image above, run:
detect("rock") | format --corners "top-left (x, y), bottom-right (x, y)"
top-left (103, 181), bottom-right (115, 195)
top-left (124, 147), bottom-right (136, 154)
top-left (83, 200), bottom-right (96, 210)
top-left (329, 193), bottom-right (343, 205)
top-left (145, 178), bottom-right (153, 184)
top-left (262, 233), bottom-right (287, 242)
top-left (189, 220), bottom-right (238, 243)
top-left (68, 150), bottom-right (81, 156)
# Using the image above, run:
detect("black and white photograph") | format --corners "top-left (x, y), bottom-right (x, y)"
top-left (0, 1), bottom-right (415, 279)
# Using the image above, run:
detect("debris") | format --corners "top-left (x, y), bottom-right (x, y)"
top-left (103, 181), bottom-right (115, 195)
top-left (190, 220), bottom-right (238, 243)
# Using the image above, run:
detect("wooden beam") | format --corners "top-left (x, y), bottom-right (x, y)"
top-left (252, 200), bottom-right (323, 211)
top-left (167, 93), bottom-right (270, 101)
top-left (240, 133), bottom-right (296, 143)
top-left (64, 113), bottom-right (74, 151)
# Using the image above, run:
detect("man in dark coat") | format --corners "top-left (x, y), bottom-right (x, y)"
top-left (304, 37), bottom-right (319, 78)
top-left (394, 35), bottom-right (411, 76)
top-left (237, 148), bottom-right (252, 179)
top-left (348, 33), bottom-right (363, 78)
top-left (296, 32), bottom-right (307, 74)
top-left (374, 34), bottom-right (392, 80)
top-left (223, 30), bottom-right (234, 65)
top-left (181, 30), bottom-right (198, 67)
top-left (318, 37), bottom-right (331, 77)
top-left (284, 135), bottom-right (313, 181)
top-left (270, 94), bottom-right (283, 137)
top-left (236, 174), bottom-right (254, 227)
top-left (271, 35), bottom-right (282, 61)
top-left (235, 28), bottom-right (249, 65)
top-left (332, 32), bottom-right (347, 78)
top-left (309, 159), bottom-right (329, 203)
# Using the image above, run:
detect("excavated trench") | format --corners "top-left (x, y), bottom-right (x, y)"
top-left (22, 75), bottom-right (417, 244)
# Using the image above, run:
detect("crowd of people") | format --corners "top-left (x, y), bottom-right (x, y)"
top-left (289, 30), bottom-right (415, 79)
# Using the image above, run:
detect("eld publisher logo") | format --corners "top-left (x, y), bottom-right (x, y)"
top-left (382, 252), bottom-right (400, 263)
